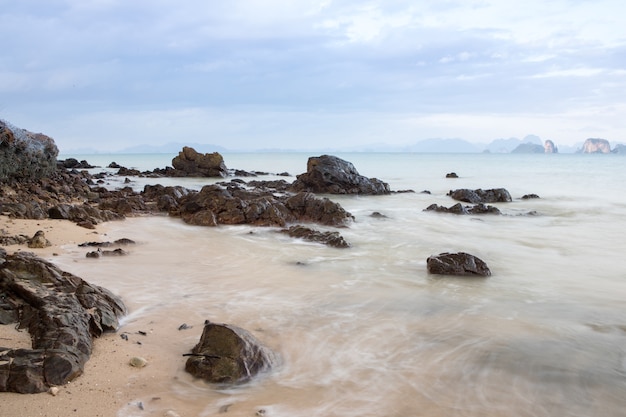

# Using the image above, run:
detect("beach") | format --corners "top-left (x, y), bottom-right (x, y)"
top-left (1, 152), bottom-right (626, 417)
top-left (0, 217), bottom-right (161, 417)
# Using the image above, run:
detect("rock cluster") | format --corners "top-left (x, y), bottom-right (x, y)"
top-left (0, 250), bottom-right (126, 393)
top-left (424, 203), bottom-right (501, 215)
top-left (448, 188), bottom-right (512, 204)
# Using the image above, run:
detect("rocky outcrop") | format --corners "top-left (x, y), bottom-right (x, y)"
top-left (280, 225), bottom-right (350, 248)
top-left (0, 250), bottom-right (126, 393)
top-left (0, 120), bottom-right (59, 182)
top-left (580, 138), bottom-right (611, 153)
top-left (612, 144), bottom-right (626, 154)
top-left (544, 140), bottom-right (558, 153)
top-left (177, 185), bottom-right (353, 228)
top-left (448, 188), bottom-right (512, 204)
top-left (290, 155), bottom-right (390, 195)
top-left (170, 147), bottom-right (228, 177)
top-left (426, 252), bottom-right (491, 277)
top-left (185, 321), bottom-right (277, 384)
top-left (424, 203), bottom-right (501, 215)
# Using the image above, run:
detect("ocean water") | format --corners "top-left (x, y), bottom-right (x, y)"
top-left (55, 152), bottom-right (626, 417)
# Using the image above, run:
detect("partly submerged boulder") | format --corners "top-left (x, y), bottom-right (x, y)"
top-left (0, 250), bottom-right (126, 393)
top-left (185, 321), bottom-right (277, 384)
top-left (290, 155), bottom-right (390, 195)
top-left (280, 225), bottom-right (350, 248)
top-left (424, 203), bottom-right (501, 215)
top-left (171, 146), bottom-right (228, 177)
top-left (448, 188), bottom-right (512, 204)
top-left (426, 252), bottom-right (491, 277)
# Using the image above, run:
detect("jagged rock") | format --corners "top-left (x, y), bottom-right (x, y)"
top-left (58, 158), bottom-right (95, 169)
top-left (424, 203), bottom-right (501, 215)
top-left (280, 225), bottom-right (350, 248)
top-left (185, 322), bottom-right (276, 384)
top-left (579, 138), bottom-right (611, 154)
top-left (426, 252), bottom-right (491, 277)
top-left (171, 147), bottom-right (228, 177)
top-left (178, 185), bottom-right (353, 228)
top-left (0, 251), bottom-right (126, 393)
top-left (0, 120), bottom-right (59, 181)
top-left (448, 188), bottom-right (512, 204)
top-left (289, 155), bottom-right (390, 195)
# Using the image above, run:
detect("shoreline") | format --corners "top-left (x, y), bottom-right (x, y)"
top-left (0, 216), bottom-right (177, 417)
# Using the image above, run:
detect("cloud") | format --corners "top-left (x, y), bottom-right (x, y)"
top-left (1, 0), bottom-right (625, 150)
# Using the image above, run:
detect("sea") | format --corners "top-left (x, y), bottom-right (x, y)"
top-left (55, 152), bottom-right (626, 417)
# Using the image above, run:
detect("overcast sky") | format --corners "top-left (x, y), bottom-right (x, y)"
top-left (1, 0), bottom-right (625, 151)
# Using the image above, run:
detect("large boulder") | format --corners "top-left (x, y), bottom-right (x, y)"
top-left (290, 155), bottom-right (390, 195)
top-left (448, 188), bottom-right (512, 204)
top-left (171, 147), bottom-right (228, 177)
top-left (0, 120), bottom-right (59, 181)
top-left (185, 321), bottom-right (277, 384)
top-left (426, 252), bottom-right (491, 277)
top-left (0, 250), bottom-right (126, 393)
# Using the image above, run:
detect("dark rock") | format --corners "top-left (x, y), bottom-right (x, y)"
top-left (426, 252), bottom-right (491, 277)
top-left (370, 211), bottom-right (387, 218)
top-left (445, 172), bottom-right (458, 178)
top-left (280, 225), bottom-right (350, 248)
top-left (0, 120), bottom-right (59, 181)
top-left (0, 251), bottom-right (126, 393)
top-left (108, 162), bottom-right (122, 169)
top-left (171, 147), bottom-right (228, 177)
top-left (448, 188), bottom-right (512, 204)
top-left (521, 194), bottom-right (540, 199)
top-left (184, 322), bottom-right (276, 384)
top-left (424, 203), bottom-right (501, 215)
top-left (290, 155), bottom-right (390, 195)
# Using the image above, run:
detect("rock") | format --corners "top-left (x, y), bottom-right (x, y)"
top-left (171, 147), bottom-right (228, 177)
top-left (27, 230), bottom-right (52, 248)
top-left (289, 155), bottom-right (390, 195)
top-left (0, 119), bottom-right (59, 181)
top-left (448, 188), bottom-right (512, 204)
top-left (280, 225), bottom-right (350, 248)
top-left (129, 357), bottom-right (148, 368)
top-left (0, 251), bottom-right (126, 393)
top-left (521, 194), bottom-right (540, 199)
top-left (48, 386), bottom-right (60, 396)
top-left (544, 140), bottom-right (558, 153)
top-left (579, 138), bottom-right (611, 154)
top-left (185, 322), bottom-right (276, 384)
top-left (426, 252), bottom-right (491, 277)
top-left (424, 203), bottom-right (501, 215)
top-left (445, 172), bottom-right (458, 178)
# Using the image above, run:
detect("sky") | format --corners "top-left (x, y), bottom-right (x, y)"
top-left (1, 0), bottom-right (625, 152)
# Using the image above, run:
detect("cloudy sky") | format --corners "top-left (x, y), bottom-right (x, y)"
top-left (1, 0), bottom-right (625, 151)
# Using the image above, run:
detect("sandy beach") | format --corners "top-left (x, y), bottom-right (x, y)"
top-left (0, 216), bottom-right (178, 417)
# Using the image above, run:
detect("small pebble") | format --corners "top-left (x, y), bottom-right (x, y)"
top-left (164, 411), bottom-right (181, 417)
top-left (129, 357), bottom-right (148, 368)
top-left (48, 386), bottom-right (60, 396)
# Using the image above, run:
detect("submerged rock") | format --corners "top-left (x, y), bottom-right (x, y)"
top-left (185, 322), bottom-right (277, 384)
top-left (0, 251), bottom-right (126, 393)
top-left (290, 155), bottom-right (390, 195)
top-left (280, 225), bottom-right (350, 248)
top-left (424, 203), bottom-right (501, 215)
top-left (426, 252), bottom-right (491, 277)
top-left (448, 188), bottom-right (512, 204)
